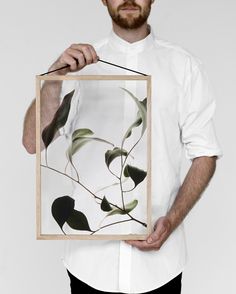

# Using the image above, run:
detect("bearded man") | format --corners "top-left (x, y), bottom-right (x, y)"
top-left (22, 1), bottom-right (223, 293)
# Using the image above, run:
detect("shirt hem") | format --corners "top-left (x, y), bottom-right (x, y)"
top-left (61, 257), bottom-right (188, 294)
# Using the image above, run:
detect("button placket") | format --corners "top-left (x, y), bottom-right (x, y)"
top-left (118, 50), bottom-right (138, 294)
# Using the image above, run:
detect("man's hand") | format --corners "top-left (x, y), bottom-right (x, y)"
top-left (124, 156), bottom-right (217, 252)
top-left (49, 43), bottom-right (99, 75)
top-left (124, 216), bottom-right (173, 251)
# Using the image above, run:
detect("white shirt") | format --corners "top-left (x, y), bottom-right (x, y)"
top-left (58, 24), bottom-right (223, 293)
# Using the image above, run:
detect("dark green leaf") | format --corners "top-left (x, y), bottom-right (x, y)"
top-left (105, 147), bottom-right (128, 169)
top-left (66, 210), bottom-right (92, 231)
top-left (51, 196), bottom-right (75, 233)
top-left (123, 164), bottom-right (147, 188)
top-left (101, 196), bottom-right (113, 211)
top-left (42, 89), bottom-right (75, 148)
top-left (106, 199), bottom-right (138, 217)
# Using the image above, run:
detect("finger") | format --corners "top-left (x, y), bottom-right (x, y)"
top-left (70, 44), bottom-right (94, 65)
top-left (124, 239), bottom-right (155, 251)
top-left (128, 236), bottom-right (164, 251)
top-left (86, 45), bottom-right (99, 63)
top-left (149, 230), bottom-right (171, 251)
top-left (156, 224), bottom-right (167, 238)
top-left (125, 240), bottom-right (142, 245)
top-left (147, 225), bottom-right (167, 243)
top-left (79, 46), bottom-right (93, 65)
top-left (124, 240), bottom-right (130, 244)
top-left (66, 48), bottom-right (86, 69)
top-left (153, 235), bottom-right (168, 249)
top-left (59, 52), bottom-right (79, 71)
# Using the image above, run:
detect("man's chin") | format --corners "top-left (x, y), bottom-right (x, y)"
top-left (114, 16), bottom-right (144, 30)
top-left (116, 22), bottom-right (145, 30)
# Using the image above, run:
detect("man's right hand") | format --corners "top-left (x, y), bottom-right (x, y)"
top-left (48, 43), bottom-right (99, 75)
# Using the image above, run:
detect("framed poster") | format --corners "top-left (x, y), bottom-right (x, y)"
top-left (36, 74), bottom-right (152, 240)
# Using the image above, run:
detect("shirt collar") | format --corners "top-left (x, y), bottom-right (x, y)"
top-left (108, 24), bottom-right (156, 54)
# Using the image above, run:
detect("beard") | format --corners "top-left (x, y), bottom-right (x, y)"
top-left (106, 0), bottom-right (152, 29)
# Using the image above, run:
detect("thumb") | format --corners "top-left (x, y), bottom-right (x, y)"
top-left (146, 231), bottom-right (156, 244)
top-left (146, 221), bottom-right (167, 244)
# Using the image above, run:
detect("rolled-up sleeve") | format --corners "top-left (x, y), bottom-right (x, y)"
top-left (179, 56), bottom-right (223, 161)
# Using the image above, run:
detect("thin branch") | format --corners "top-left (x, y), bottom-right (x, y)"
top-left (90, 218), bottom-right (133, 235)
top-left (40, 163), bottom-right (146, 227)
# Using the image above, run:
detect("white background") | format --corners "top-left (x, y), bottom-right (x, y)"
top-left (0, 0), bottom-right (235, 293)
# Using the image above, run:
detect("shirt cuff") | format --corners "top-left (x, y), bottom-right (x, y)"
top-left (185, 147), bottom-right (223, 161)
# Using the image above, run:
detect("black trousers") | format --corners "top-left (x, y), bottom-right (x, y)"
top-left (67, 269), bottom-right (182, 294)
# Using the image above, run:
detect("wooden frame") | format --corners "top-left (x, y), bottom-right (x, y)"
top-left (36, 75), bottom-right (152, 240)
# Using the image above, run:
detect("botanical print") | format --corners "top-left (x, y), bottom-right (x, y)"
top-left (40, 85), bottom-right (147, 236)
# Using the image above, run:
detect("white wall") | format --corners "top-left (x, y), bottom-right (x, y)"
top-left (0, 0), bottom-right (235, 293)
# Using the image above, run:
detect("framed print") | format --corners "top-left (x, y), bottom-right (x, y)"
top-left (36, 74), bottom-right (152, 240)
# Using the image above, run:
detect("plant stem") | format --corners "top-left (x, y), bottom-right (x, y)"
top-left (40, 164), bottom-right (146, 227)
top-left (45, 149), bottom-right (48, 166)
top-left (123, 187), bottom-right (136, 192)
top-left (118, 131), bottom-right (143, 220)
top-left (108, 166), bottom-right (120, 180)
top-left (70, 159), bottom-right (80, 181)
top-left (122, 137), bottom-right (141, 175)
top-left (90, 219), bottom-right (133, 235)
top-left (64, 150), bottom-right (80, 181)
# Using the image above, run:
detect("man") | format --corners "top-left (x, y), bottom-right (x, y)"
top-left (22, 0), bottom-right (223, 293)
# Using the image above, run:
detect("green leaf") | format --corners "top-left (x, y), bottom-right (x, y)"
top-left (42, 89), bottom-right (75, 148)
top-left (101, 196), bottom-right (113, 212)
top-left (120, 87), bottom-right (147, 137)
top-left (106, 199), bottom-right (138, 217)
top-left (72, 128), bottom-right (94, 140)
top-left (66, 128), bottom-right (114, 163)
top-left (123, 117), bottom-right (142, 140)
top-left (66, 210), bottom-right (92, 231)
top-left (105, 147), bottom-right (128, 169)
top-left (123, 164), bottom-right (147, 188)
top-left (123, 98), bottom-right (146, 141)
top-left (51, 196), bottom-right (75, 233)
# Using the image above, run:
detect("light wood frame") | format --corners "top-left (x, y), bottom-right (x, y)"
top-left (36, 74), bottom-right (152, 240)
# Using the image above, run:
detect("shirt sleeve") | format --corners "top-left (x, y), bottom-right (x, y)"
top-left (179, 56), bottom-right (223, 161)
top-left (58, 77), bottom-right (80, 137)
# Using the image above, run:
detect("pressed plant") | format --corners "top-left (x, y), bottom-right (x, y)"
top-left (41, 86), bottom-right (148, 235)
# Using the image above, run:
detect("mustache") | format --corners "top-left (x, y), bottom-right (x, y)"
top-left (118, 1), bottom-right (141, 11)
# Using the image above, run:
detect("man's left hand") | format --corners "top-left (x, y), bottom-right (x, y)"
top-left (124, 216), bottom-right (173, 251)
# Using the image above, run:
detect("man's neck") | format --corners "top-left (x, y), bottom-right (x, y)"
top-left (112, 22), bottom-right (150, 43)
